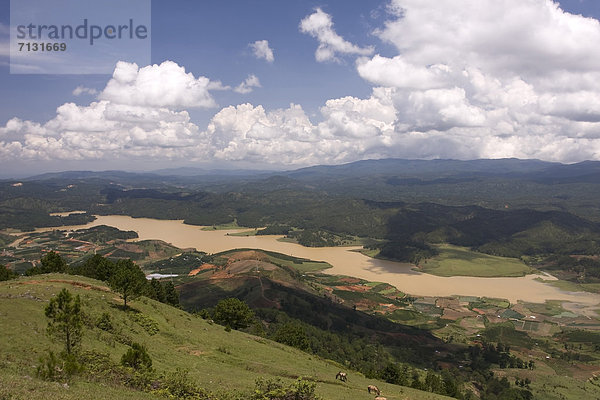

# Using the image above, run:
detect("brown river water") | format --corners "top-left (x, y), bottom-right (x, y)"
top-left (32, 215), bottom-right (600, 307)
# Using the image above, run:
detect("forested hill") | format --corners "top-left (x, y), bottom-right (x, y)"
top-left (2, 158), bottom-right (600, 264)
top-left (21, 158), bottom-right (600, 185)
top-left (285, 158), bottom-right (559, 179)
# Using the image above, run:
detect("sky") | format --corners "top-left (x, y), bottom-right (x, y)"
top-left (1, 0), bottom-right (600, 177)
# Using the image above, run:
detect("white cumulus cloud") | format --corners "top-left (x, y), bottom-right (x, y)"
top-left (234, 75), bottom-right (261, 94)
top-left (99, 60), bottom-right (221, 109)
top-left (72, 86), bottom-right (98, 96)
top-left (300, 8), bottom-right (374, 62)
top-left (249, 40), bottom-right (274, 63)
top-left (0, 61), bottom-right (211, 162)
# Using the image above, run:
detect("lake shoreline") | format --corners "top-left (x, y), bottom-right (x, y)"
top-left (16, 214), bottom-right (600, 307)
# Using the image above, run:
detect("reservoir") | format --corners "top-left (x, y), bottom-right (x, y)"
top-left (34, 215), bottom-right (600, 307)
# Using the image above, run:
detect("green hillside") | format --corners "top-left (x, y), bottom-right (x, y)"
top-left (0, 274), bottom-right (450, 400)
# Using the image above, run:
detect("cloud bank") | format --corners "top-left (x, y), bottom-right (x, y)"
top-left (2, 0), bottom-right (600, 167)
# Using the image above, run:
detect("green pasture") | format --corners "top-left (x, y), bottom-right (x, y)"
top-left (420, 244), bottom-right (533, 277)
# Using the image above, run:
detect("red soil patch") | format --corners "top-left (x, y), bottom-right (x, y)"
top-left (336, 285), bottom-right (371, 292)
top-left (20, 279), bottom-right (110, 292)
top-left (115, 243), bottom-right (143, 253)
top-left (227, 260), bottom-right (277, 274)
top-left (571, 363), bottom-right (600, 380)
top-left (353, 300), bottom-right (373, 309)
top-left (442, 308), bottom-right (474, 320)
top-left (210, 270), bottom-right (231, 279)
top-left (437, 298), bottom-right (460, 308)
top-left (226, 250), bottom-right (268, 262)
top-left (339, 277), bottom-right (361, 284)
top-left (188, 264), bottom-right (217, 276)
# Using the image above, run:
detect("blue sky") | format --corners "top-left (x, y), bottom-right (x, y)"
top-left (1, 0), bottom-right (600, 177)
top-left (0, 0), bottom-right (380, 124)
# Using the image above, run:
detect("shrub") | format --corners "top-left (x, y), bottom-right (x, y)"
top-left (129, 312), bottom-right (159, 335)
top-left (213, 298), bottom-right (254, 330)
top-left (121, 342), bottom-right (152, 371)
top-left (272, 323), bottom-right (310, 351)
top-left (154, 368), bottom-right (210, 399)
top-left (0, 265), bottom-right (16, 281)
top-left (250, 377), bottom-right (321, 400)
top-left (96, 312), bottom-right (113, 331)
top-left (36, 350), bottom-right (82, 382)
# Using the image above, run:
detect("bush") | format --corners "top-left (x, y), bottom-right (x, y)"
top-left (272, 323), bottom-right (310, 351)
top-left (78, 350), bottom-right (153, 390)
top-left (129, 312), bottom-right (159, 335)
top-left (26, 251), bottom-right (68, 276)
top-left (96, 312), bottom-right (113, 331)
top-left (154, 368), bottom-right (210, 399)
top-left (121, 342), bottom-right (153, 371)
top-left (213, 298), bottom-right (254, 330)
top-left (196, 308), bottom-right (212, 320)
top-left (36, 351), bottom-right (82, 382)
top-left (0, 264), bottom-right (17, 281)
top-left (36, 351), bottom-right (60, 381)
top-left (250, 378), bottom-right (321, 400)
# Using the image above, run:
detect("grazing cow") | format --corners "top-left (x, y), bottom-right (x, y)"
top-left (367, 385), bottom-right (380, 395)
top-left (335, 371), bottom-right (347, 382)
top-left (374, 397), bottom-right (387, 400)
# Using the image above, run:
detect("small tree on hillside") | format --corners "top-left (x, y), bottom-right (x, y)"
top-left (74, 254), bottom-right (116, 281)
top-left (148, 278), bottom-right (167, 303)
top-left (109, 259), bottom-right (146, 307)
top-left (0, 264), bottom-right (17, 281)
top-left (27, 251), bottom-right (68, 276)
top-left (272, 322), bottom-right (310, 351)
top-left (45, 288), bottom-right (83, 355)
top-left (212, 298), bottom-right (254, 330)
top-left (164, 281), bottom-right (180, 307)
top-left (40, 251), bottom-right (67, 273)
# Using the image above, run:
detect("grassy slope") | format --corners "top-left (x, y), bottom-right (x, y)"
top-left (419, 244), bottom-right (534, 277)
top-left (538, 278), bottom-right (600, 294)
top-left (0, 274), bottom-right (449, 400)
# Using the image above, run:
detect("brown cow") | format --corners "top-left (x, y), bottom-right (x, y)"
top-left (367, 385), bottom-right (380, 395)
top-left (335, 371), bottom-right (347, 382)
top-left (374, 397), bottom-right (387, 400)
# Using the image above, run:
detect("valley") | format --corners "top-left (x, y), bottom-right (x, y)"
top-left (7, 214), bottom-right (598, 307)
top-left (2, 158), bottom-right (600, 399)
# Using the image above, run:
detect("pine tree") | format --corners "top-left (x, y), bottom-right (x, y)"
top-left (109, 259), bottom-right (146, 307)
top-left (164, 281), bottom-right (180, 307)
top-left (45, 288), bottom-right (83, 355)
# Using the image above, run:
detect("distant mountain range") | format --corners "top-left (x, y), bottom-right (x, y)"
top-left (18, 158), bottom-right (600, 184)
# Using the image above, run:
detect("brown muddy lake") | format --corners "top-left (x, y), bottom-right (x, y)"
top-left (37, 215), bottom-right (600, 307)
